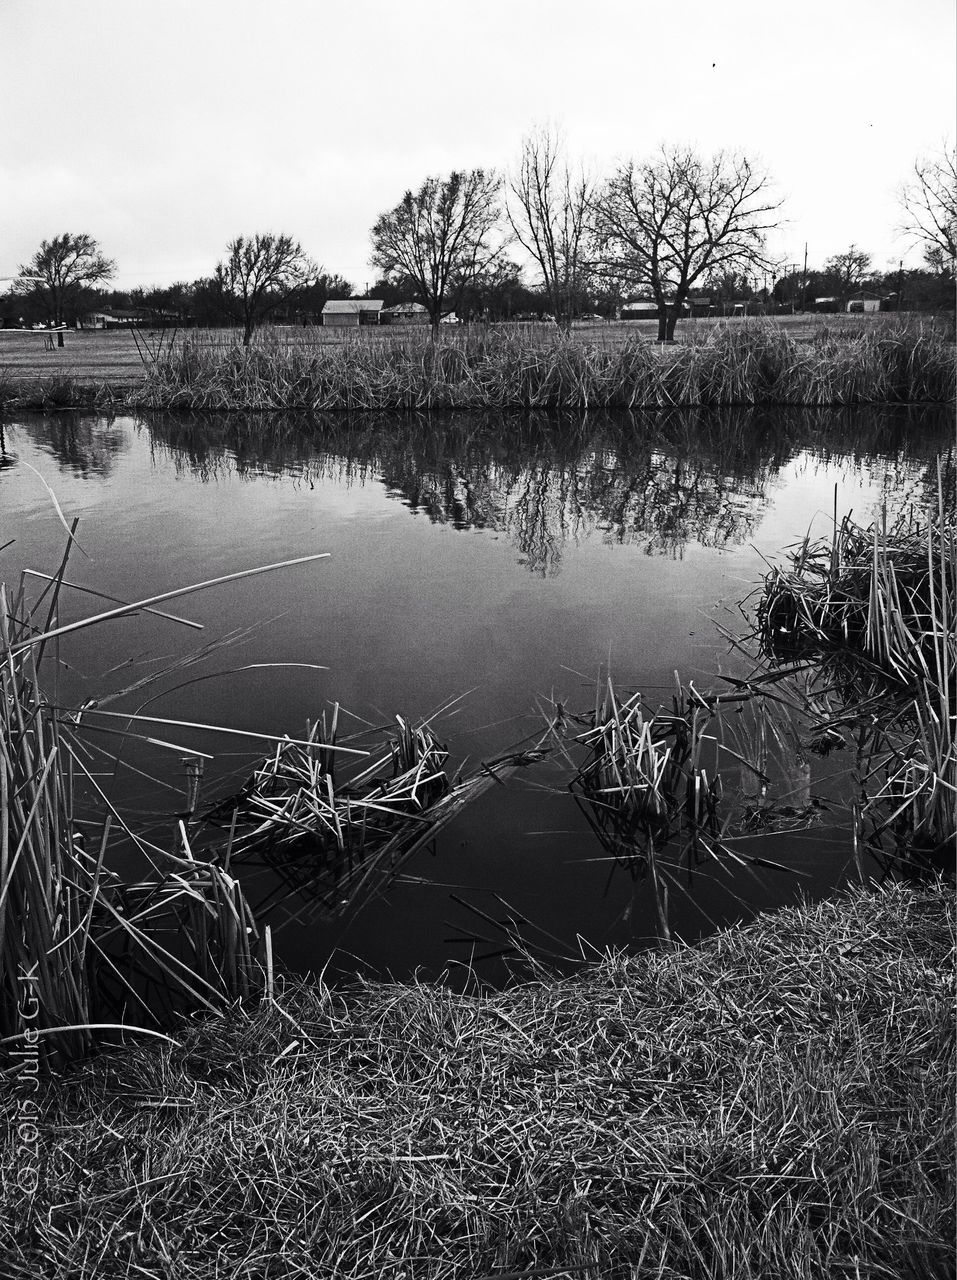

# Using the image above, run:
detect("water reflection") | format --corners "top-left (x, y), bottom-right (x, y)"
top-left (7, 414), bottom-right (129, 478)
top-left (141, 406), bottom-right (952, 574)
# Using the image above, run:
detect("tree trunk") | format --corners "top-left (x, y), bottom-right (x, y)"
top-left (665, 308), bottom-right (679, 341)
top-left (656, 308), bottom-right (668, 342)
top-left (242, 318), bottom-right (254, 347)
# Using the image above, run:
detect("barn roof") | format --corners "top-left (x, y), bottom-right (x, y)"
top-left (321, 299), bottom-right (384, 314)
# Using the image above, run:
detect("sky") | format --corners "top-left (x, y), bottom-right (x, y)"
top-left (1, 0), bottom-right (954, 291)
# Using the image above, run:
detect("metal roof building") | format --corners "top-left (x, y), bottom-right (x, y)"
top-left (321, 300), bottom-right (384, 327)
top-left (381, 302), bottom-right (429, 325)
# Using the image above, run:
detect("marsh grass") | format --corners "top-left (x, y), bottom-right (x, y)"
top-left (0, 545), bottom-right (339, 1065)
top-left (567, 676), bottom-right (816, 941)
top-left (0, 373), bottom-right (121, 412)
top-left (2, 880), bottom-right (951, 1278)
top-left (212, 709), bottom-right (556, 929)
top-left (749, 475), bottom-right (955, 871)
top-left (214, 709), bottom-right (453, 919)
top-left (135, 322), bottom-right (956, 411)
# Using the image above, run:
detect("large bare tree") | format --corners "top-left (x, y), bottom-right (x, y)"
top-left (370, 170), bottom-right (503, 335)
top-left (507, 126), bottom-right (592, 331)
top-left (899, 146), bottom-right (957, 275)
top-left (823, 244), bottom-right (872, 301)
top-left (215, 233), bottom-right (316, 345)
top-left (15, 233), bottom-right (115, 335)
top-left (590, 147), bottom-right (781, 340)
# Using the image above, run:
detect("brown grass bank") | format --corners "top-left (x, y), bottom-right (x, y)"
top-left (0, 319), bottom-right (954, 411)
top-left (1, 880), bottom-right (953, 1279)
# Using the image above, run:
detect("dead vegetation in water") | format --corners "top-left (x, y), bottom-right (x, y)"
top-left (749, 471), bottom-right (955, 872)
top-left (2, 880), bottom-right (951, 1279)
top-left (206, 707), bottom-right (556, 928)
top-left (0, 538), bottom-right (335, 1065)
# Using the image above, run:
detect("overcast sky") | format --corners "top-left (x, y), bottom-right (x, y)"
top-left (2, 0), bottom-right (954, 290)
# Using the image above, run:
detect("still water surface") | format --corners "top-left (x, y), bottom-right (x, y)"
top-left (1, 407), bottom-right (950, 982)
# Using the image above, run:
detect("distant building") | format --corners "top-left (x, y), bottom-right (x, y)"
top-left (321, 299), bottom-right (384, 327)
top-left (846, 292), bottom-right (881, 313)
top-left (813, 297), bottom-right (840, 313)
top-left (381, 302), bottom-right (429, 325)
top-left (621, 300), bottom-right (659, 319)
top-left (621, 297), bottom-right (708, 319)
top-left (77, 308), bottom-right (156, 330)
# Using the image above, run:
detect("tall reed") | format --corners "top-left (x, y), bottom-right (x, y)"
top-left (136, 322), bottom-right (956, 411)
top-left (753, 474), bottom-right (955, 868)
top-left (0, 548), bottom-right (331, 1066)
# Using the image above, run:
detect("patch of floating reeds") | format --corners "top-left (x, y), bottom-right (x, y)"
top-left (207, 706), bottom-right (555, 926)
top-left (568, 676), bottom-right (808, 940)
top-left (749, 471), bottom-right (955, 870)
top-left (212, 708), bottom-right (452, 919)
top-left (134, 321), bottom-right (956, 411)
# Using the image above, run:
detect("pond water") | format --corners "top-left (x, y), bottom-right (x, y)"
top-left (1, 407), bottom-right (951, 984)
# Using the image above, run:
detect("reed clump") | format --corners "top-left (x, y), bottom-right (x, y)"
top-left (2, 880), bottom-right (951, 1278)
top-left (215, 709), bottom-right (452, 919)
top-left (753, 479), bottom-right (955, 869)
top-left (135, 322), bottom-right (956, 411)
top-left (0, 373), bottom-right (123, 412)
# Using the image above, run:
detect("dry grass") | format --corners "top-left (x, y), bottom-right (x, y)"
top-left (1, 318), bottom-right (953, 410)
top-left (136, 322), bottom-right (956, 411)
top-left (1, 880), bottom-right (952, 1278)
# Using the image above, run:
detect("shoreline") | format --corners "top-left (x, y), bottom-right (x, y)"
top-left (1, 320), bottom-right (954, 412)
top-left (2, 878), bottom-right (953, 1277)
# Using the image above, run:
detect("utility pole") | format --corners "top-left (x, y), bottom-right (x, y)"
top-left (801, 243), bottom-right (808, 313)
top-left (897, 259), bottom-right (905, 313)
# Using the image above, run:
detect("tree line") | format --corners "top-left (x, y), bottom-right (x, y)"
top-left (4, 135), bottom-right (954, 343)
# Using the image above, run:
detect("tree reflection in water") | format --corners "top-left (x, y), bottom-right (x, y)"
top-left (142, 405), bottom-right (952, 575)
top-left (9, 413), bottom-right (130, 479)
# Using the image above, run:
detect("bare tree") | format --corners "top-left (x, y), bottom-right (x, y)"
top-left (507, 126), bottom-right (592, 331)
top-left (370, 170), bottom-right (503, 335)
top-left (590, 147), bottom-right (781, 340)
top-left (899, 146), bottom-right (957, 275)
top-left (215, 233), bottom-right (316, 345)
top-left (15, 233), bottom-right (115, 339)
top-left (823, 245), bottom-right (872, 301)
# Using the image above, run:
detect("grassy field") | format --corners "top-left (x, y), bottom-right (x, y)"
top-left (2, 880), bottom-right (952, 1279)
top-left (0, 313), bottom-right (951, 387)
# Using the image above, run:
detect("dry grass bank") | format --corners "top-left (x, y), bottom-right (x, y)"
top-left (127, 322), bottom-right (954, 412)
top-left (1, 880), bottom-right (953, 1279)
top-left (1, 313), bottom-right (951, 404)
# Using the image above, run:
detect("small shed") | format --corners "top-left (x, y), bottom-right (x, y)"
top-left (846, 292), bottom-right (881, 314)
top-left (321, 299), bottom-right (384, 327)
top-left (381, 302), bottom-right (429, 325)
top-left (813, 297), bottom-right (840, 313)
